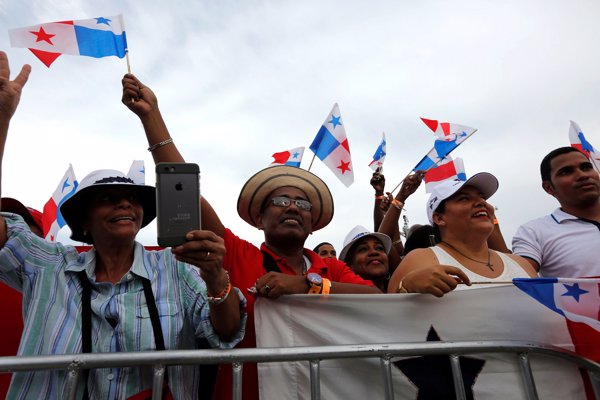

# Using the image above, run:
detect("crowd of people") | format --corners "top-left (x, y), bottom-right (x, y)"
top-left (1, 50), bottom-right (599, 398)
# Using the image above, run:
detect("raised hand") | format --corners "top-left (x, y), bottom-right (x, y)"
top-left (0, 51), bottom-right (31, 122)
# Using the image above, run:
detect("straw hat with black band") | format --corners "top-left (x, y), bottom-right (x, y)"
top-left (237, 166), bottom-right (334, 232)
top-left (60, 169), bottom-right (156, 243)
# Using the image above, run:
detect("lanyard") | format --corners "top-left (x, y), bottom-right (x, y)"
top-left (78, 271), bottom-right (167, 399)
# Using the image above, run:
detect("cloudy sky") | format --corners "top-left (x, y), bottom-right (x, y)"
top-left (1, 0), bottom-right (599, 252)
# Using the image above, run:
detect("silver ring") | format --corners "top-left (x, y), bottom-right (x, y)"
top-left (205, 251), bottom-right (211, 260)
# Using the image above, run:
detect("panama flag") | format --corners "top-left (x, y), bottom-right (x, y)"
top-left (514, 277), bottom-right (600, 365)
top-left (9, 15), bottom-right (127, 67)
top-left (127, 160), bottom-right (146, 185)
top-left (424, 156), bottom-right (466, 193)
top-left (309, 103), bottom-right (354, 187)
top-left (42, 165), bottom-right (78, 241)
top-left (413, 118), bottom-right (477, 172)
top-left (270, 147), bottom-right (305, 167)
top-left (368, 132), bottom-right (387, 171)
top-left (569, 120), bottom-right (600, 171)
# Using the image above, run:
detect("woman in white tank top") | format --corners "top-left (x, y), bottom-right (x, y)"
top-left (388, 173), bottom-right (537, 296)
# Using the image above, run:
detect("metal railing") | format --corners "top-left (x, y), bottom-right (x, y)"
top-left (0, 340), bottom-right (598, 400)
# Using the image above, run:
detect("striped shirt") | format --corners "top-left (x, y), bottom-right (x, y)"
top-left (0, 213), bottom-right (246, 399)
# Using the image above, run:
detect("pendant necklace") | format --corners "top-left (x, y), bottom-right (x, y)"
top-left (441, 241), bottom-right (494, 271)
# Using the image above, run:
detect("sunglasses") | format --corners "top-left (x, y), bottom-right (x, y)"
top-left (269, 196), bottom-right (312, 211)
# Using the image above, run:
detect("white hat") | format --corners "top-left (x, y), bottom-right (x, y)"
top-left (60, 169), bottom-right (156, 243)
top-left (426, 173), bottom-right (499, 224)
top-left (338, 225), bottom-right (392, 262)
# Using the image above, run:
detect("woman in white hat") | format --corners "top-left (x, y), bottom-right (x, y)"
top-left (0, 52), bottom-right (246, 399)
top-left (339, 225), bottom-right (392, 291)
top-left (388, 173), bottom-right (537, 296)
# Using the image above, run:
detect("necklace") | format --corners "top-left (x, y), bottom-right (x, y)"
top-left (441, 241), bottom-right (494, 271)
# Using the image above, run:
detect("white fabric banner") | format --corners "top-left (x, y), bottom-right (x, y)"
top-left (255, 286), bottom-right (586, 399)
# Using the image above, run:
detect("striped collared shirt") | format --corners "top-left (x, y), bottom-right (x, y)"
top-left (0, 213), bottom-right (246, 399)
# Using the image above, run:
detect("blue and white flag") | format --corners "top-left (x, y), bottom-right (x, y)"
top-left (309, 103), bottom-right (354, 187)
top-left (368, 132), bottom-right (387, 171)
top-left (127, 160), bottom-right (146, 185)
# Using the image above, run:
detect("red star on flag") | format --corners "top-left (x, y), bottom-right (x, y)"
top-left (29, 27), bottom-right (55, 44)
top-left (337, 160), bottom-right (351, 174)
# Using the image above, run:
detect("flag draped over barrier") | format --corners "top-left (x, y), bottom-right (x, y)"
top-left (255, 286), bottom-right (589, 400)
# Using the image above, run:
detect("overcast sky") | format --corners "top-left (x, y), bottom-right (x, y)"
top-left (1, 0), bottom-right (599, 252)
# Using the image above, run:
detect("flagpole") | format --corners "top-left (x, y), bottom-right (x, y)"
top-left (125, 50), bottom-right (131, 74)
top-left (390, 128), bottom-right (478, 194)
top-left (307, 153), bottom-right (317, 172)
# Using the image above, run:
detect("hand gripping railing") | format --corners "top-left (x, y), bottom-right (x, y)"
top-left (0, 340), bottom-right (598, 400)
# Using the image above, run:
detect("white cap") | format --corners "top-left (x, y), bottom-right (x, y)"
top-left (426, 172), bottom-right (499, 224)
top-left (338, 225), bottom-right (392, 262)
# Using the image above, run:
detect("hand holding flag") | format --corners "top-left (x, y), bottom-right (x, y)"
top-left (309, 103), bottom-right (354, 187)
top-left (270, 147), bottom-right (304, 167)
top-left (9, 15), bottom-right (127, 67)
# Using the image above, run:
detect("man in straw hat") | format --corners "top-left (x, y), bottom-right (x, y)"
top-left (513, 146), bottom-right (600, 277)
top-left (122, 73), bottom-right (380, 400)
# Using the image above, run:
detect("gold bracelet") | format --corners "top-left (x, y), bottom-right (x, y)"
top-left (147, 138), bottom-right (173, 152)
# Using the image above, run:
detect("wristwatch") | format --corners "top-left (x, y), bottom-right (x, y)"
top-left (306, 273), bottom-right (323, 294)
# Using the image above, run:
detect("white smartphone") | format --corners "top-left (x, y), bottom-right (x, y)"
top-left (155, 162), bottom-right (201, 247)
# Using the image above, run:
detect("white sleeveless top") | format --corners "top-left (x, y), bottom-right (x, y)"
top-left (430, 246), bottom-right (529, 290)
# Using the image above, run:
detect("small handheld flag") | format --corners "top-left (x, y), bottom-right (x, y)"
top-left (42, 165), bottom-right (78, 241)
top-left (413, 118), bottom-right (477, 172)
top-left (569, 120), bottom-right (600, 171)
top-left (270, 147), bottom-right (305, 167)
top-left (423, 156), bottom-right (466, 193)
top-left (9, 15), bottom-right (127, 67)
top-left (127, 160), bottom-right (145, 185)
top-left (309, 103), bottom-right (354, 187)
top-left (368, 132), bottom-right (387, 171)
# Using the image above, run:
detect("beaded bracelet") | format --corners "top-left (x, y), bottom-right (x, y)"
top-left (207, 271), bottom-right (231, 305)
top-left (147, 138), bottom-right (174, 152)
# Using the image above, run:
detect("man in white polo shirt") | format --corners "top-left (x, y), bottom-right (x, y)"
top-left (512, 146), bottom-right (600, 277)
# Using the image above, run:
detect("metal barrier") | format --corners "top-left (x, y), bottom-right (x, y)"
top-left (0, 340), bottom-right (599, 400)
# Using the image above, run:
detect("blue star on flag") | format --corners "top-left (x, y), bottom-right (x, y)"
top-left (61, 179), bottom-right (72, 194)
top-left (328, 115), bottom-right (342, 129)
top-left (95, 17), bottom-right (112, 25)
top-left (561, 283), bottom-right (589, 302)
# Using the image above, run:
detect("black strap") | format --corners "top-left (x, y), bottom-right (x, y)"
top-left (78, 271), bottom-right (92, 400)
top-left (261, 250), bottom-right (281, 273)
top-left (78, 272), bottom-right (167, 399)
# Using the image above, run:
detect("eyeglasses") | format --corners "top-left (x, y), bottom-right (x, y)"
top-left (269, 196), bottom-right (312, 211)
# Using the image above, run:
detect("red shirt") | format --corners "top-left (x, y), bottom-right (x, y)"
top-left (213, 229), bottom-right (374, 400)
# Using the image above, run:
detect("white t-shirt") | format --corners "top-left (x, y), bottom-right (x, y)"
top-left (512, 208), bottom-right (600, 278)
top-left (431, 246), bottom-right (530, 290)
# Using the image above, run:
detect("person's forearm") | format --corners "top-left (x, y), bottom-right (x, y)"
top-left (140, 109), bottom-right (184, 163)
top-left (330, 282), bottom-right (381, 294)
top-left (209, 291), bottom-right (241, 340)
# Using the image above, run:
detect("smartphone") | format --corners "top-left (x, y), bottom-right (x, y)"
top-left (155, 162), bottom-right (201, 247)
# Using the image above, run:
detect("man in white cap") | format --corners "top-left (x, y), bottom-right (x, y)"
top-left (122, 73), bottom-right (380, 400)
top-left (513, 147), bottom-right (600, 277)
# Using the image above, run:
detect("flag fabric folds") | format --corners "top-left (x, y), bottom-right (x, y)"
top-left (42, 165), bottom-right (78, 241)
top-left (255, 287), bottom-right (587, 399)
top-left (270, 147), bottom-right (305, 167)
top-left (413, 118), bottom-right (477, 172)
top-left (569, 120), bottom-right (600, 171)
top-left (127, 160), bottom-right (146, 185)
top-left (423, 156), bottom-right (466, 193)
top-left (513, 277), bottom-right (600, 332)
top-left (368, 132), bottom-right (387, 171)
top-left (9, 15), bottom-right (127, 67)
top-left (309, 103), bottom-right (354, 187)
